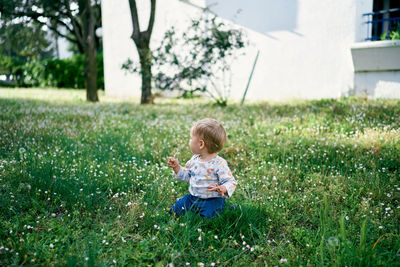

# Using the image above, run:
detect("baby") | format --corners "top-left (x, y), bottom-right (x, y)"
top-left (168, 118), bottom-right (237, 219)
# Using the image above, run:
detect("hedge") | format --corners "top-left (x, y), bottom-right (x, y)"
top-left (17, 53), bottom-right (104, 89)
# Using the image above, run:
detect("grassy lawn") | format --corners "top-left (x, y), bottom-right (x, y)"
top-left (0, 88), bottom-right (399, 266)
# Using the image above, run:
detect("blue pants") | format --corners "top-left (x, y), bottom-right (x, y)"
top-left (169, 194), bottom-right (226, 219)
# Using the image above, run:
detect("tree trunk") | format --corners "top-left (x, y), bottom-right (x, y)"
top-left (138, 46), bottom-right (153, 104)
top-left (81, 0), bottom-right (99, 102)
top-left (85, 45), bottom-right (98, 102)
top-left (128, 0), bottom-right (156, 104)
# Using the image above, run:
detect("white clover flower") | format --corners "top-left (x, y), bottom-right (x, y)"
top-left (49, 244), bottom-right (54, 249)
top-left (280, 258), bottom-right (288, 263)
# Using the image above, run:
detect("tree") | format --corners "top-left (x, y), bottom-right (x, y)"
top-left (0, 0), bottom-right (102, 102)
top-left (128, 0), bottom-right (156, 104)
top-left (123, 13), bottom-right (246, 106)
top-left (0, 20), bottom-right (53, 85)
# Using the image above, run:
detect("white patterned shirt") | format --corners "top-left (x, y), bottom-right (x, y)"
top-left (174, 154), bottom-right (238, 199)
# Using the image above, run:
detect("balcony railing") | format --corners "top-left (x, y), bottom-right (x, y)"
top-left (363, 7), bottom-right (400, 41)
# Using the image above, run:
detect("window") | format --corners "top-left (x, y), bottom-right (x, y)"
top-left (364, 0), bottom-right (400, 41)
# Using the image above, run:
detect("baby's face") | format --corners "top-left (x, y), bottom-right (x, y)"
top-left (189, 130), bottom-right (202, 154)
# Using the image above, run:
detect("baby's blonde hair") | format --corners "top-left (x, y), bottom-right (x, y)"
top-left (192, 118), bottom-right (226, 153)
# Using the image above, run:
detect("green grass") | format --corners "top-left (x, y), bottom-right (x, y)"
top-left (0, 88), bottom-right (399, 266)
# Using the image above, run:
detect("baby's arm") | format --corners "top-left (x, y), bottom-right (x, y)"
top-left (168, 157), bottom-right (192, 182)
top-left (215, 161), bottom-right (238, 198)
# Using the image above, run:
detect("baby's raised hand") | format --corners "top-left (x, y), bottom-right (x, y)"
top-left (168, 157), bottom-right (179, 168)
top-left (168, 157), bottom-right (181, 174)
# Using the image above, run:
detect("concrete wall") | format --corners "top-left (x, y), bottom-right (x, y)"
top-left (102, 0), bottom-right (375, 101)
top-left (351, 40), bottom-right (400, 98)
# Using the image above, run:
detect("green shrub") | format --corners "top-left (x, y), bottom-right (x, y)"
top-left (18, 53), bottom-right (104, 89)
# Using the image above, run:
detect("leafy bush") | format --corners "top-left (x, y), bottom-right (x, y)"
top-left (380, 25), bottom-right (400, 41)
top-left (14, 53), bottom-right (104, 89)
top-left (389, 25), bottom-right (400, 40)
top-left (123, 14), bottom-right (246, 106)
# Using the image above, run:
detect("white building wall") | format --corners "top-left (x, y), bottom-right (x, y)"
top-left (351, 40), bottom-right (400, 98)
top-left (102, 0), bottom-right (374, 101)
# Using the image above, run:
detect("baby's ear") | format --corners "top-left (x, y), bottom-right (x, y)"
top-left (199, 139), bottom-right (206, 148)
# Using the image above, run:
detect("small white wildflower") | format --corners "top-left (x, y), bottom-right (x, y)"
top-left (379, 226), bottom-right (383, 229)
top-left (280, 258), bottom-right (288, 263)
top-left (198, 236), bottom-right (202, 241)
top-left (214, 235), bottom-right (218, 239)
top-left (345, 216), bottom-right (349, 220)
top-left (49, 243), bottom-right (54, 249)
